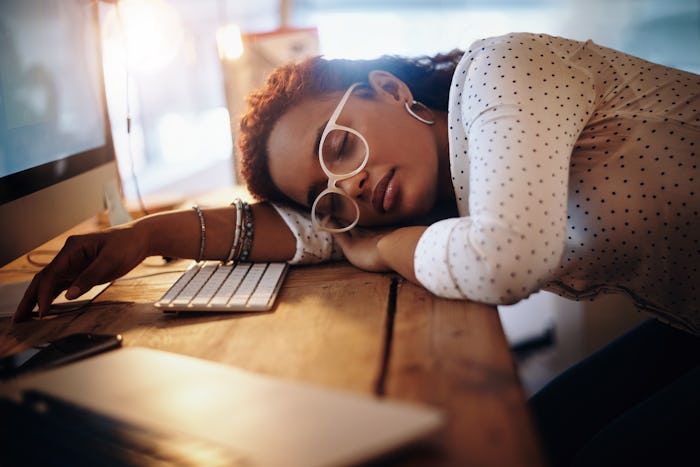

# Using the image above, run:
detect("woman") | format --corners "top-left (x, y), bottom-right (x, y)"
top-left (13, 32), bottom-right (700, 466)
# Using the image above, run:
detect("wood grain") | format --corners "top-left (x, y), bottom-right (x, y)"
top-left (1, 260), bottom-right (390, 394)
top-left (385, 279), bottom-right (546, 467)
top-left (0, 213), bottom-right (546, 465)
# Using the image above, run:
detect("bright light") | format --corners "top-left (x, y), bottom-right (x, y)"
top-left (103, 0), bottom-right (184, 73)
top-left (311, 8), bottom-right (557, 59)
top-left (216, 24), bottom-right (244, 61)
top-left (158, 107), bottom-right (232, 163)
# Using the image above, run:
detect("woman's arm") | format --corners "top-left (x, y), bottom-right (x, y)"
top-left (14, 203), bottom-right (296, 321)
top-left (376, 227), bottom-right (426, 283)
top-left (412, 34), bottom-right (595, 304)
top-left (144, 203), bottom-right (296, 262)
top-left (331, 225), bottom-right (426, 283)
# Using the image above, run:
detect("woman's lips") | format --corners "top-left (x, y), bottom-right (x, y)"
top-left (372, 168), bottom-right (396, 214)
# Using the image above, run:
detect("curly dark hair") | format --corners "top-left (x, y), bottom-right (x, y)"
top-left (237, 50), bottom-right (464, 204)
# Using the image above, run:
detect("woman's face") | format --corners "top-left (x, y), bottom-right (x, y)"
top-left (267, 71), bottom-right (443, 228)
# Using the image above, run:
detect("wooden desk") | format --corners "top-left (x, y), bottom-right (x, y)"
top-left (0, 218), bottom-right (545, 466)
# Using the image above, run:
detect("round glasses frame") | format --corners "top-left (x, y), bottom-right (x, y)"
top-left (311, 82), bottom-right (370, 233)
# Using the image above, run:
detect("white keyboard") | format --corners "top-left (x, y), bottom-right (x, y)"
top-left (155, 261), bottom-right (288, 312)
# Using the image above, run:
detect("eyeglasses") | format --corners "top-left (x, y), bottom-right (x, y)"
top-left (311, 82), bottom-right (370, 233)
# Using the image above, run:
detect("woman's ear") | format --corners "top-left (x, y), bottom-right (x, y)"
top-left (368, 70), bottom-right (413, 104)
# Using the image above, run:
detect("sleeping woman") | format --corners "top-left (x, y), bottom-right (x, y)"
top-left (14, 32), bottom-right (700, 467)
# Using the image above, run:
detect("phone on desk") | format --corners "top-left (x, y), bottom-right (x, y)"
top-left (0, 333), bottom-right (122, 381)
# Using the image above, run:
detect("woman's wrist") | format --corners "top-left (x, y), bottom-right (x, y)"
top-left (376, 226), bottom-right (426, 284)
top-left (131, 213), bottom-right (163, 258)
top-left (132, 210), bottom-right (196, 259)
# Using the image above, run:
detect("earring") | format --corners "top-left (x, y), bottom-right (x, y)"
top-left (404, 100), bottom-right (435, 125)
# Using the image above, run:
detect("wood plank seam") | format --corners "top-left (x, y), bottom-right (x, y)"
top-left (374, 276), bottom-right (399, 396)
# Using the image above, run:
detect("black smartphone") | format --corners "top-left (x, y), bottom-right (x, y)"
top-left (0, 333), bottom-right (122, 381)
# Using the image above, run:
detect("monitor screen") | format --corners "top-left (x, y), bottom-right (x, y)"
top-left (0, 0), bottom-right (119, 266)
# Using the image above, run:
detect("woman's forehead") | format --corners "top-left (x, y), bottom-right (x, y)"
top-left (267, 96), bottom-right (338, 204)
top-left (268, 88), bottom-right (361, 154)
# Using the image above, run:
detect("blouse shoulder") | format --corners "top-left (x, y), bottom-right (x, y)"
top-left (462, 32), bottom-right (585, 63)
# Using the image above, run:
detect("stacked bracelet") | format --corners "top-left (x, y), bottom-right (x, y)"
top-left (225, 199), bottom-right (243, 263)
top-left (238, 202), bottom-right (254, 262)
top-left (224, 199), bottom-right (255, 264)
top-left (192, 205), bottom-right (206, 263)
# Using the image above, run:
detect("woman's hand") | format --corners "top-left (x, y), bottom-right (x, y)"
top-left (332, 226), bottom-right (393, 273)
top-left (334, 225), bottom-right (428, 283)
top-left (11, 203), bottom-right (298, 323)
top-left (13, 224), bottom-right (150, 322)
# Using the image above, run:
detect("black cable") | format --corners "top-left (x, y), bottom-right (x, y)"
top-left (115, 1), bottom-right (149, 217)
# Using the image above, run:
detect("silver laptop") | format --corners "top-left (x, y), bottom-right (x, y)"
top-left (0, 347), bottom-right (444, 466)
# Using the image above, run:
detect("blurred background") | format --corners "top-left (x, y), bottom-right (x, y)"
top-left (98, 0), bottom-right (700, 394)
top-left (99, 0), bottom-right (700, 202)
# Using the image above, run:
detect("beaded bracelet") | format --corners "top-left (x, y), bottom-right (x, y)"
top-left (238, 202), bottom-right (254, 262)
top-left (225, 199), bottom-right (243, 263)
top-left (192, 205), bottom-right (206, 263)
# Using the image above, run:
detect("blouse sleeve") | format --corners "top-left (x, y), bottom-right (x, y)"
top-left (415, 34), bottom-right (595, 304)
top-left (270, 202), bottom-right (344, 264)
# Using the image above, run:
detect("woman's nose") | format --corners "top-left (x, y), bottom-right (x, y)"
top-left (336, 170), bottom-right (368, 199)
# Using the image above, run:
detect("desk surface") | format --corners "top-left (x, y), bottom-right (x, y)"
top-left (0, 217), bottom-right (545, 466)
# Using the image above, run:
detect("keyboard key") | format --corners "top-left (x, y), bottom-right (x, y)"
top-left (228, 263), bottom-right (266, 308)
top-left (208, 263), bottom-right (250, 307)
top-left (247, 263), bottom-right (288, 309)
top-left (190, 264), bottom-right (232, 307)
top-left (156, 264), bottom-right (200, 305)
top-left (170, 264), bottom-right (218, 307)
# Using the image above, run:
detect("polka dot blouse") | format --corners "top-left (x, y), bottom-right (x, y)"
top-left (273, 32), bottom-right (699, 335)
top-left (414, 33), bottom-right (699, 335)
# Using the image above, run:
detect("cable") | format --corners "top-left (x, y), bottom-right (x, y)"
top-left (26, 250), bottom-right (59, 268)
top-left (113, 269), bottom-right (187, 282)
top-left (114, 1), bottom-right (149, 217)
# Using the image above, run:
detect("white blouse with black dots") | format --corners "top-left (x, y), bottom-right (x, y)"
top-left (415, 32), bottom-right (699, 334)
top-left (273, 33), bottom-right (700, 335)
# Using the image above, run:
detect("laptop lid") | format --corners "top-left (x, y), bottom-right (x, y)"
top-left (0, 347), bottom-right (444, 466)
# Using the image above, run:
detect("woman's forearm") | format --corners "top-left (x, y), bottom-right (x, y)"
top-left (136, 202), bottom-right (296, 262)
top-left (376, 226), bottom-right (427, 284)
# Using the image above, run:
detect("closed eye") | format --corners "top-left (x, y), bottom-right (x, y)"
top-left (337, 131), bottom-right (349, 159)
top-left (326, 130), bottom-right (345, 159)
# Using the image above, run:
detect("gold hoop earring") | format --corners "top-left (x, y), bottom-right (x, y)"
top-left (404, 100), bottom-right (435, 125)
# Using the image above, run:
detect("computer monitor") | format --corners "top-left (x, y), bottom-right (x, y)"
top-left (0, 0), bottom-right (120, 266)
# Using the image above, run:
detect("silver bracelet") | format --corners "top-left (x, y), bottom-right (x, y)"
top-left (192, 205), bottom-right (206, 263)
top-left (225, 199), bottom-right (242, 263)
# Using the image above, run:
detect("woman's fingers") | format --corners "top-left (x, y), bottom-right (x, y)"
top-left (331, 227), bottom-right (391, 272)
top-left (13, 268), bottom-right (70, 322)
top-left (13, 275), bottom-right (40, 323)
top-left (13, 234), bottom-right (103, 321)
top-left (64, 250), bottom-right (123, 300)
top-left (11, 224), bottom-right (147, 324)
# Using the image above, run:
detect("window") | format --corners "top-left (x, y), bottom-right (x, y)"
top-left (100, 0), bottom-right (280, 203)
top-left (101, 0), bottom-right (699, 204)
